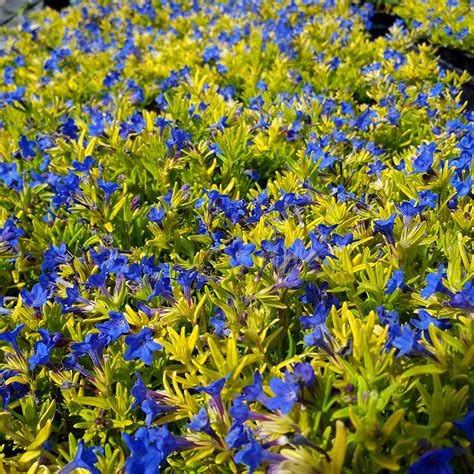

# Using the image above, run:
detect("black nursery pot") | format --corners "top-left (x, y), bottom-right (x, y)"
top-left (44, 0), bottom-right (70, 11)
top-left (459, 82), bottom-right (474, 111)
top-left (438, 47), bottom-right (474, 77)
top-left (437, 47), bottom-right (474, 111)
top-left (368, 13), bottom-right (400, 39)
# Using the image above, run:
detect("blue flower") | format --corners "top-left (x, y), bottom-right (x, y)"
top-left (453, 410), bottom-right (474, 446)
top-left (123, 425), bottom-right (186, 474)
top-left (410, 309), bottom-right (452, 336)
top-left (209, 142), bottom-right (223, 155)
top-left (242, 372), bottom-right (267, 403)
top-left (20, 283), bottom-right (49, 308)
top-left (124, 328), bottom-right (162, 366)
top-left (195, 376), bottom-right (227, 398)
top-left (243, 169), bottom-right (260, 180)
top-left (408, 448), bottom-right (454, 474)
top-left (41, 243), bottom-right (69, 272)
top-left (255, 238), bottom-right (285, 266)
top-left (0, 324), bottom-right (25, 354)
top-left (72, 156), bottom-right (96, 175)
top-left (391, 324), bottom-right (420, 358)
top-left (234, 436), bottom-right (264, 474)
top-left (195, 375), bottom-right (229, 415)
top-left (420, 265), bottom-right (452, 300)
top-left (274, 267), bottom-right (304, 290)
top-left (385, 270), bottom-right (405, 294)
top-left (0, 162), bottom-right (23, 191)
top-left (18, 135), bottom-right (36, 159)
top-left (210, 307), bottom-right (229, 338)
top-left (229, 397), bottom-right (251, 423)
top-left (147, 272), bottom-right (175, 303)
top-left (316, 224), bottom-right (337, 242)
top-left (123, 429), bottom-right (163, 474)
top-left (224, 238), bottom-right (256, 267)
top-left (187, 407), bottom-right (215, 436)
top-left (29, 328), bottom-right (56, 370)
top-left (285, 362), bottom-right (315, 387)
top-left (131, 372), bottom-right (175, 425)
top-left (226, 423), bottom-right (250, 449)
top-left (175, 268), bottom-right (208, 304)
top-left (396, 201), bottom-right (425, 226)
top-left (303, 325), bottom-right (335, 356)
top-left (265, 378), bottom-right (300, 414)
top-left (59, 440), bottom-right (104, 474)
top-left (299, 282), bottom-right (339, 309)
top-left (89, 114), bottom-right (105, 137)
top-left (95, 311), bottom-right (131, 344)
top-left (210, 115), bottom-right (228, 133)
top-left (0, 369), bottom-right (28, 409)
top-left (288, 238), bottom-right (309, 261)
top-left (368, 159), bottom-right (388, 177)
top-left (103, 69), bottom-right (120, 88)
top-left (412, 142), bottom-right (437, 173)
top-left (451, 174), bottom-right (472, 198)
top-left (141, 398), bottom-right (165, 427)
top-left (234, 435), bottom-right (284, 473)
top-left (147, 206), bottom-right (166, 225)
top-left (71, 333), bottom-right (107, 368)
top-left (300, 302), bottom-right (330, 330)
top-left (0, 218), bottom-right (24, 245)
top-left (308, 232), bottom-right (336, 260)
top-left (84, 266), bottom-right (108, 291)
top-left (448, 280), bottom-right (474, 311)
top-left (202, 45), bottom-right (221, 63)
top-left (332, 233), bottom-right (358, 247)
top-left (131, 371), bottom-right (148, 410)
top-left (374, 213), bottom-right (397, 245)
top-left (97, 179), bottom-right (120, 204)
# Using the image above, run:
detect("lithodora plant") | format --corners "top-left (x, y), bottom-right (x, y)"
top-left (0, 0), bottom-right (473, 473)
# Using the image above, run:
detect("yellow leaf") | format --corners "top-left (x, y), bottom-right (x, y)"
top-left (29, 420), bottom-right (52, 451)
top-left (328, 420), bottom-right (347, 474)
top-left (383, 409), bottom-right (404, 440)
top-left (372, 454), bottom-right (400, 471)
top-left (207, 336), bottom-right (226, 370)
top-left (19, 450), bottom-right (42, 464)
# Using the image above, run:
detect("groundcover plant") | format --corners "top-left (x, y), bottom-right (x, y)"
top-left (394, 0), bottom-right (474, 53)
top-left (0, 0), bottom-right (473, 472)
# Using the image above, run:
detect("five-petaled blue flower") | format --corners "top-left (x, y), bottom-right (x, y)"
top-left (187, 407), bottom-right (215, 435)
top-left (412, 142), bottom-right (437, 173)
top-left (124, 327), bottom-right (163, 366)
top-left (385, 270), bottom-right (405, 294)
top-left (234, 436), bottom-right (264, 474)
top-left (448, 280), bottom-right (474, 311)
top-left (408, 447), bottom-right (454, 474)
top-left (0, 324), bottom-right (25, 354)
top-left (420, 265), bottom-right (452, 300)
top-left (18, 135), bottom-right (36, 159)
top-left (29, 328), bottom-right (56, 370)
top-left (410, 309), bottom-right (452, 336)
top-left (21, 283), bottom-right (49, 308)
top-left (265, 378), bottom-right (300, 414)
top-left (374, 213), bottom-right (397, 245)
top-left (224, 238), bottom-right (256, 267)
top-left (59, 439), bottom-right (104, 474)
top-left (95, 311), bottom-right (131, 344)
top-left (147, 206), bottom-right (166, 225)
